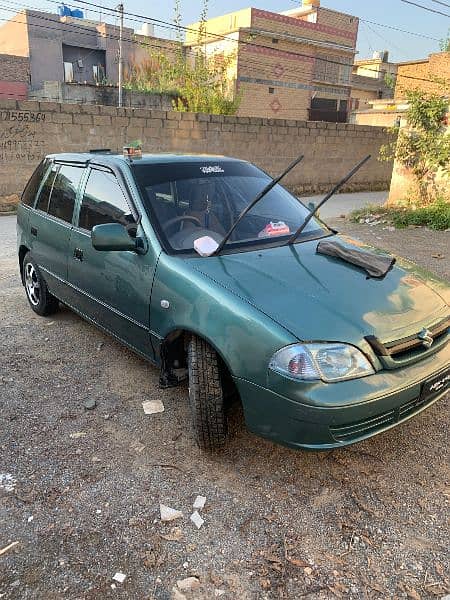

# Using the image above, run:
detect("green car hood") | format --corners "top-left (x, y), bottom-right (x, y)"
top-left (191, 235), bottom-right (449, 345)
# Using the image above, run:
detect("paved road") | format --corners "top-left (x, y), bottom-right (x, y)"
top-left (302, 190), bottom-right (387, 219)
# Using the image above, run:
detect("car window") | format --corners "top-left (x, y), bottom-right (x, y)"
top-left (47, 165), bottom-right (83, 224)
top-left (132, 161), bottom-right (326, 254)
top-left (78, 169), bottom-right (135, 231)
top-left (35, 163), bottom-right (58, 213)
top-left (21, 159), bottom-right (49, 207)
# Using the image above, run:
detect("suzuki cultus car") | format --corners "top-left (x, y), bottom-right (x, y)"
top-left (17, 151), bottom-right (449, 451)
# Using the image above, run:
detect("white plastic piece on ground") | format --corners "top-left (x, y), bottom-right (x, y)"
top-left (142, 400), bottom-right (165, 415)
top-left (0, 473), bottom-right (17, 491)
top-left (215, 590), bottom-right (226, 597)
top-left (112, 572), bottom-right (126, 583)
top-left (193, 495), bottom-right (206, 510)
top-left (27, 516), bottom-right (33, 523)
top-left (190, 510), bottom-right (204, 529)
top-left (160, 503), bottom-right (183, 522)
top-left (177, 577), bottom-right (200, 591)
top-left (193, 236), bottom-right (219, 257)
top-left (69, 432), bottom-right (86, 439)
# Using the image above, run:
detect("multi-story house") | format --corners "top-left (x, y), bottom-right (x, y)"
top-left (185, 0), bottom-right (358, 121)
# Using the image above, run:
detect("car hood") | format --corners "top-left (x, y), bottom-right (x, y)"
top-left (191, 234), bottom-right (449, 345)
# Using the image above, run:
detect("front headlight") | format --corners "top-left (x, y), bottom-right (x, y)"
top-left (269, 343), bottom-right (375, 383)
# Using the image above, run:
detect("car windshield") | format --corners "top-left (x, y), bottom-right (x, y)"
top-left (132, 160), bottom-right (327, 254)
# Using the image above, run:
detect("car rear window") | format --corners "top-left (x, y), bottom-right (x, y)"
top-left (21, 159), bottom-right (49, 207)
top-left (47, 165), bottom-right (83, 224)
top-left (36, 163), bottom-right (58, 213)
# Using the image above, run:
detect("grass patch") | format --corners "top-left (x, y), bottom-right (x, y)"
top-left (349, 200), bottom-right (450, 231)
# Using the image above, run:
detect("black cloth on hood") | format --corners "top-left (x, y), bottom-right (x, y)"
top-left (316, 240), bottom-right (396, 278)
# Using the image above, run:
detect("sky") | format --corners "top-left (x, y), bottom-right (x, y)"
top-left (0, 0), bottom-right (449, 62)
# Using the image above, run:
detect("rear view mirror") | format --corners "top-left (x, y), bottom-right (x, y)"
top-left (91, 223), bottom-right (138, 252)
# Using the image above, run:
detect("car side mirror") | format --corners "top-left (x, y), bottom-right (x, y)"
top-left (91, 223), bottom-right (140, 252)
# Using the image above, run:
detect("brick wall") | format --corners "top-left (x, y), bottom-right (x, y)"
top-left (0, 53), bottom-right (29, 100)
top-left (394, 52), bottom-right (450, 99)
top-left (0, 99), bottom-right (394, 208)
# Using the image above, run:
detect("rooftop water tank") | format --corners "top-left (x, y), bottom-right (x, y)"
top-left (138, 23), bottom-right (154, 37)
top-left (70, 8), bottom-right (84, 18)
top-left (58, 4), bottom-right (71, 17)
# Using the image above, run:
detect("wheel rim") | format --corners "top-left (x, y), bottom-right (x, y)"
top-left (24, 262), bottom-right (40, 306)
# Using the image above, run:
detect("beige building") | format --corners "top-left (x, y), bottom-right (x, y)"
top-left (394, 52), bottom-right (450, 98)
top-left (350, 52), bottom-right (397, 111)
top-left (0, 9), bottom-right (178, 96)
top-left (185, 0), bottom-right (359, 121)
top-left (351, 51), bottom-right (450, 127)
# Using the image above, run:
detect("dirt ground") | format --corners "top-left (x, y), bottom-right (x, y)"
top-left (0, 215), bottom-right (449, 600)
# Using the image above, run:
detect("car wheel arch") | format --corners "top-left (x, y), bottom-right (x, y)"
top-left (159, 327), bottom-right (236, 391)
top-left (19, 245), bottom-right (30, 284)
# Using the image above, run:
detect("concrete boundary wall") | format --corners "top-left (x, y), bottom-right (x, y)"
top-left (0, 99), bottom-right (394, 205)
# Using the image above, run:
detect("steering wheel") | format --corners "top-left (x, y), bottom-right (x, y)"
top-left (163, 215), bottom-right (202, 234)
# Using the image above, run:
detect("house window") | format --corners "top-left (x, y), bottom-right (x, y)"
top-left (64, 61), bottom-right (74, 83)
top-left (268, 87), bottom-right (274, 94)
top-left (93, 64), bottom-right (105, 83)
top-left (314, 54), bottom-right (352, 85)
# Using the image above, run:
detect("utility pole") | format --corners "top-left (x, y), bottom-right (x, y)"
top-left (117, 3), bottom-right (124, 108)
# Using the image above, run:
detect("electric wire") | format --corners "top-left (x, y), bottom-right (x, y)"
top-left (400, 0), bottom-right (450, 17)
top-left (0, 1), bottom-right (444, 86)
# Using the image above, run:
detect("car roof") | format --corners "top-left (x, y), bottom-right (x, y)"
top-left (47, 152), bottom-right (247, 168)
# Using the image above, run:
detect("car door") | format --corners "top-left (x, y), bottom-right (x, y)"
top-left (66, 165), bottom-right (155, 360)
top-left (28, 161), bottom-right (84, 302)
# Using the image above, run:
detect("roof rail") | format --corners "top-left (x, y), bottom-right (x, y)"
top-left (89, 148), bottom-right (112, 154)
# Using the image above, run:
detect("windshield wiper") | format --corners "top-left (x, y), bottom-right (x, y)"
top-left (287, 154), bottom-right (371, 246)
top-left (212, 153), bottom-right (305, 256)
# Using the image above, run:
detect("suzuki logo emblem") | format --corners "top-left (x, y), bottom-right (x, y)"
top-left (418, 328), bottom-right (433, 348)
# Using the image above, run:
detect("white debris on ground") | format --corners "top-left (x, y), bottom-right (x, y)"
top-left (160, 504), bottom-right (183, 522)
top-left (0, 541), bottom-right (19, 556)
top-left (142, 399), bottom-right (165, 414)
top-left (176, 577), bottom-right (200, 592)
top-left (190, 510), bottom-right (204, 529)
top-left (0, 473), bottom-right (17, 491)
top-left (193, 495), bottom-right (206, 510)
top-left (215, 590), bottom-right (226, 597)
top-left (112, 572), bottom-right (126, 583)
top-left (69, 432), bottom-right (86, 439)
top-left (27, 516), bottom-right (33, 523)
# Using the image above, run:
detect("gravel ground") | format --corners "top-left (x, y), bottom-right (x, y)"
top-left (0, 215), bottom-right (449, 600)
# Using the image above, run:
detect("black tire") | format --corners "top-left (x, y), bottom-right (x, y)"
top-left (22, 252), bottom-right (59, 316)
top-left (187, 335), bottom-right (228, 451)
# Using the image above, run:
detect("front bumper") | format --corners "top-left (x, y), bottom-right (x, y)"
top-left (234, 344), bottom-right (449, 450)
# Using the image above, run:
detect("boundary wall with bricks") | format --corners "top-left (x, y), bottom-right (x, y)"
top-left (0, 99), bottom-right (394, 208)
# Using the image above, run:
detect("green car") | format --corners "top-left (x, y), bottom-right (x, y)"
top-left (16, 151), bottom-right (449, 451)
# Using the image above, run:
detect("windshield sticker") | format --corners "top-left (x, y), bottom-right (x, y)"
top-left (200, 165), bottom-right (224, 174)
top-left (258, 221), bottom-right (291, 238)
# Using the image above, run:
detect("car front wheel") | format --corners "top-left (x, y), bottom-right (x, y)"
top-left (187, 335), bottom-right (228, 451)
top-left (23, 253), bottom-right (59, 316)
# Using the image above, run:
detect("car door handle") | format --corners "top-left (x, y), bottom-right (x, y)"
top-left (73, 248), bottom-right (83, 262)
top-left (31, 226), bottom-right (37, 237)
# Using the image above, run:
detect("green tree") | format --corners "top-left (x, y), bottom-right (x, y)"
top-left (380, 89), bottom-right (450, 204)
top-left (125, 0), bottom-right (241, 115)
top-left (439, 29), bottom-right (450, 52)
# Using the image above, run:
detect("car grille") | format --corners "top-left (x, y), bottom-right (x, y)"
top-left (330, 392), bottom-right (441, 443)
top-left (365, 316), bottom-right (449, 368)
